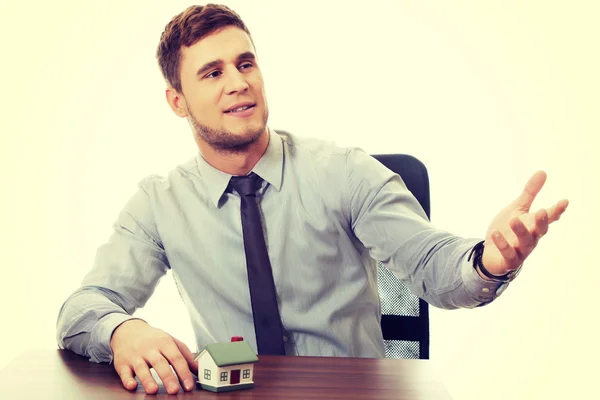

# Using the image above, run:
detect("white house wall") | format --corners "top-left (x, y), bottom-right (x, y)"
top-left (197, 351), bottom-right (217, 386)
top-left (214, 363), bottom-right (255, 388)
top-left (196, 352), bottom-right (255, 388)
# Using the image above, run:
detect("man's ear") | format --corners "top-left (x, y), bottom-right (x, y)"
top-left (166, 87), bottom-right (189, 118)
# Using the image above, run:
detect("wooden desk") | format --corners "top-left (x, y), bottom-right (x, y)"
top-left (0, 350), bottom-right (452, 399)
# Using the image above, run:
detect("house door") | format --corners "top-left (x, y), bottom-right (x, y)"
top-left (230, 369), bottom-right (240, 384)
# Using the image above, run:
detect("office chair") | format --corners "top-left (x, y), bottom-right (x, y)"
top-left (371, 154), bottom-right (431, 360)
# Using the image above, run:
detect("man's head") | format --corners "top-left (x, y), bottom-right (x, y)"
top-left (157, 4), bottom-right (268, 153)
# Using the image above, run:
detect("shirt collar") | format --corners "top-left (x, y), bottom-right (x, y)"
top-left (195, 127), bottom-right (284, 208)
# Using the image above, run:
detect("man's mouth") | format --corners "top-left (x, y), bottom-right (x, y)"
top-left (225, 104), bottom-right (255, 113)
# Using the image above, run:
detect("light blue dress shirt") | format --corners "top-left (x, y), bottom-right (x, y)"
top-left (56, 128), bottom-right (503, 363)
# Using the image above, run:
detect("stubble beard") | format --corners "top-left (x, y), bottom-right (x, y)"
top-left (187, 106), bottom-right (268, 154)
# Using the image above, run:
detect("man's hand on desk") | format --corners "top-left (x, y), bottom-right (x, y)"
top-left (110, 319), bottom-right (198, 395)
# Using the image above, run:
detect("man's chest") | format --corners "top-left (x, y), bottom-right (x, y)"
top-left (151, 186), bottom-right (362, 296)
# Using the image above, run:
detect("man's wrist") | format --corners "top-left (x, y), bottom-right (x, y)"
top-left (86, 313), bottom-right (139, 364)
top-left (475, 264), bottom-right (495, 281)
top-left (468, 241), bottom-right (510, 282)
top-left (110, 318), bottom-right (147, 351)
top-left (460, 251), bottom-right (503, 304)
top-left (468, 240), bottom-right (523, 283)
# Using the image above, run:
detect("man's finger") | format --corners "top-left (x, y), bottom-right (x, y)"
top-left (510, 217), bottom-right (535, 258)
top-left (116, 364), bottom-right (138, 391)
top-left (131, 357), bottom-right (159, 395)
top-left (514, 171), bottom-right (547, 210)
top-left (147, 350), bottom-right (181, 395)
top-left (173, 336), bottom-right (199, 375)
top-left (534, 208), bottom-right (549, 238)
top-left (162, 340), bottom-right (196, 392)
top-left (547, 199), bottom-right (569, 223)
top-left (490, 230), bottom-right (519, 267)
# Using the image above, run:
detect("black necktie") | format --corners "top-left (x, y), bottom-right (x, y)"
top-left (229, 173), bottom-right (286, 355)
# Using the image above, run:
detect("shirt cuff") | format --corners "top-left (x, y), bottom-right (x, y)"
top-left (461, 256), bottom-right (507, 305)
top-left (88, 313), bottom-right (140, 364)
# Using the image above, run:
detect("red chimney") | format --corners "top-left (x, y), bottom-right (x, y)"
top-left (231, 336), bottom-right (244, 342)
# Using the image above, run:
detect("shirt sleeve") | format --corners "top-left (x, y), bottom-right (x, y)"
top-left (345, 148), bottom-right (504, 309)
top-left (56, 178), bottom-right (170, 363)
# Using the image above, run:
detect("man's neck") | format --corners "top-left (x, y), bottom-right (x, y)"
top-left (196, 129), bottom-right (270, 176)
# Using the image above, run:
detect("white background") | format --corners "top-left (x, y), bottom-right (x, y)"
top-left (1, 1), bottom-right (598, 399)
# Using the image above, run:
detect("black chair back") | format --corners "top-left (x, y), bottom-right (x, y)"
top-left (372, 154), bottom-right (430, 359)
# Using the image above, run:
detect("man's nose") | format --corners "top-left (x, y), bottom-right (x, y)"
top-left (225, 69), bottom-right (249, 94)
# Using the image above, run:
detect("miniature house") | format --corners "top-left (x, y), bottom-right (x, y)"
top-left (195, 337), bottom-right (259, 393)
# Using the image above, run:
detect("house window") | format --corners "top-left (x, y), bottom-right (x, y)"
top-left (243, 369), bottom-right (251, 379)
top-left (220, 371), bottom-right (228, 382)
top-left (204, 369), bottom-right (211, 380)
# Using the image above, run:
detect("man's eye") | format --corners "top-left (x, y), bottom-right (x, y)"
top-left (240, 63), bottom-right (253, 70)
top-left (207, 70), bottom-right (222, 78)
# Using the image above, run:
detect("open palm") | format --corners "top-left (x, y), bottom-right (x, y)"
top-left (481, 171), bottom-right (569, 275)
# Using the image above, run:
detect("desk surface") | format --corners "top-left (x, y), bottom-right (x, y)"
top-left (0, 350), bottom-right (451, 399)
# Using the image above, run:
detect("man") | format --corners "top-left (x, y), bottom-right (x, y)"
top-left (56, 4), bottom-right (568, 395)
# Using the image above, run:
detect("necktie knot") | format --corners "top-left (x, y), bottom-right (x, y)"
top-left (230, 173), bottom-right (262, 197)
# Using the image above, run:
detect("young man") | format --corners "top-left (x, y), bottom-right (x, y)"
top-left (56, 4), bottom-right (568, 395)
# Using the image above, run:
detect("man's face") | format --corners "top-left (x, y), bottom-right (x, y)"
top-left (176, 26), bottom-right (268, 151)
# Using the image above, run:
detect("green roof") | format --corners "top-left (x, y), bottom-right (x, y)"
top-left (202, 341), bottom-right (258, 367)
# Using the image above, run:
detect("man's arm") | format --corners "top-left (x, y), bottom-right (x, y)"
top-left (56, 285), bottom-right (143, 363)
top-left (56, 179), bottom-right (197, 394)
top-left (345, 148), bottom-right (504, 309)
top-left (56, 183), bottom-right (169, 360)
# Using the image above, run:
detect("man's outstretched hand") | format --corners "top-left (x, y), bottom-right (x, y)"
top-left (481, 171), bottom-right (569, 277)
top-left (110, 319), bottom-right (198, 395)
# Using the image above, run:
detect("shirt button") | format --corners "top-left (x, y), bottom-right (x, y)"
top-left (496, 283), bottom-right (509, 296)
top-left (283, 335), bottom-right (288, 342)
top-left (481, 287), bottom-right (490, 293)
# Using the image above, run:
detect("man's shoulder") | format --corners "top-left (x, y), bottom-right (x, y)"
top-left (136, 155), bottom-right (199, 193)
top-left (273, 128), bottom-right (350, 163)
top-left (273, 129), bottom-right (382, 174)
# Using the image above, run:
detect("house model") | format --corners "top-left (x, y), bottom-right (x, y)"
top-left (195, 336), bottom-right (259, 393)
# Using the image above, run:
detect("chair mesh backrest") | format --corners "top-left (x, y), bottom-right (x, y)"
top-left (371, 154), bottom-right (431, 360)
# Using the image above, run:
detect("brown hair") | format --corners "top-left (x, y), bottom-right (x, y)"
top-left (156, 4), bottom-right (253, 93)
